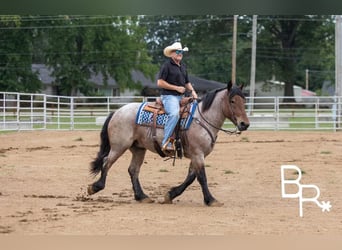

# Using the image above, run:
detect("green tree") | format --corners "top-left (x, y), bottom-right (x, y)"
top-left (297, 16), bottom-right (335, 91)
top-left (183, 15), bottom-right (252, 84)
top-left (142, 15), bottom-right (258, 84)
top-left (257, 15), bottom-right (335, 97)
top-left (143, 15), bottom-right (335, 97)
top-left (44, 15), bottom-right (156, 96)
top-left (0, 15), bottom-right (41, 92)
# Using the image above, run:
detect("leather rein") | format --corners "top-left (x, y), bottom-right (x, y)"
top-left (192, 90), bottom-right (241, 145)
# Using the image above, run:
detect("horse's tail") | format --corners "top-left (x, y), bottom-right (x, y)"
top-left (90, 112), bottom-right (114, 176)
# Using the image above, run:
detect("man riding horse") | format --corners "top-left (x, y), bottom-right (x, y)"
top-left (157, 42), bottom-right (198, 154)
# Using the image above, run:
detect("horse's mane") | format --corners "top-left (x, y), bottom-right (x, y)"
top-left (199, 85), bottom-right (245, 112)
top-left (199, 87), bottom-right (226, 112)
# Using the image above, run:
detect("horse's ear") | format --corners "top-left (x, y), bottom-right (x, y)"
top-left (240, 83), bottom-right (244, 90)
top-left (227, 80), bottom-right (233, 91)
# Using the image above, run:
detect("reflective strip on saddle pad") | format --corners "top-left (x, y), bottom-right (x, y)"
top-left (135, 101), bottom-right (197, 130)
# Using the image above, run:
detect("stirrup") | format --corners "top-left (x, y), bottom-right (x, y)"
top-left (162, 138), bottom-right (175, 152)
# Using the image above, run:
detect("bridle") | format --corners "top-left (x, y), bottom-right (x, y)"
top-left (193, 88), bottom-right (243, 145)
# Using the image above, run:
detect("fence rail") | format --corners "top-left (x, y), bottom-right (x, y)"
top-left (1, 91), bottom-right (342, 131)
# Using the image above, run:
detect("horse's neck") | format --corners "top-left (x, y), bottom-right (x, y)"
top-left (199, 90), bottom-right (227, 128)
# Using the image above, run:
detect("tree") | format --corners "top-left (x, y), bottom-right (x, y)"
top-left (44, 15), bottom-right (156, 96)
top-left (142, 15), bottom-right (261, 84)
top-left (297, 16), bottom-right (335, 91)
top-left (257, 15), bottom-right (335, 98)
top-left (1, 15), bottom-right (335, 98)
top-left (0, 15), bottom-right (41, 92)
top-left (184, 15), bottom-right (253, 84)
top-left (143, 15), bottom-right (335, 97)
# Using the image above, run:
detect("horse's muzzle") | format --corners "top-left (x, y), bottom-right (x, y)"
top-left (238, 121), bottom-right (249, 131)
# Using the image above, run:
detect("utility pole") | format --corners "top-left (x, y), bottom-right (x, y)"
top-left (335, 15), bottom-right (342, 128)
top-left (336, 15), bottom-right (342, 97)
top-left (232, 15), bottom-right (238, 85)
top-left (249, 15), bottom-right (257, 115)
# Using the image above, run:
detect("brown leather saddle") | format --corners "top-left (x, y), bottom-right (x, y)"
top-left (143, 97), bottom-right (194, 158)
top-left (142, 97), bottom-right (194, 117)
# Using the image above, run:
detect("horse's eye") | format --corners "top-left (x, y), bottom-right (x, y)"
top-left (231, 100), bottom-right (235, 104)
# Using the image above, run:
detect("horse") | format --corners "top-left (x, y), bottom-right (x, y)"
top-left (87, 81), bottom-right (250, 206)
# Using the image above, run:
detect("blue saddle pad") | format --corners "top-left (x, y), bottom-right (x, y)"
top-left (135, 101), bottom-right (197, 130)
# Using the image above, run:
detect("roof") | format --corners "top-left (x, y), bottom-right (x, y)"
top-left (32, 64), bottom-right (55, 84)
top-left (132, 71), bottom-right (225, 91)
top-left (189, 75), bottom-right (225, 91)
top-left (32, 64), bottom-right (226, 91)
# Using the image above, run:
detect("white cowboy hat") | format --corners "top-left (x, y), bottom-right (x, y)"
top-left (163, 42), bottom-right (189, 57)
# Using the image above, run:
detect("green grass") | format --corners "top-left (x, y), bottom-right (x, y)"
top-left (240, 137), bottom-right (249, 142)
top-left (44, 116), bottom-right (102, 130)
top-left (224, 170), bottom-right (235, 174)
top-left (293, 170), bottom-right (306, 175)
top-left (320, 151), bottom-right (331, 154)
top-left (2, 108), bottom-right (340, 131)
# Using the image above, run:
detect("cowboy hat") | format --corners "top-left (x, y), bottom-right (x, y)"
top-left (163, 42), bottom-right (189, 57)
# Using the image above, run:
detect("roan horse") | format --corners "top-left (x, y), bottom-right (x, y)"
top-left (88, 81), bottom-right (250, 206)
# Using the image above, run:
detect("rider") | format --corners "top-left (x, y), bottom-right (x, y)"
top-left (157, 41), bottom-right (198, 153)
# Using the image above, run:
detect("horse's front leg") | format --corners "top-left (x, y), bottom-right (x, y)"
top-left (163, 158), bottom-right (223, 206)
top-left (162, 163), bottom-right (197, 204)
top-left (196, 165), bottom-right (224, 207)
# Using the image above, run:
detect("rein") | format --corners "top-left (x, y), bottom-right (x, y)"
top-left (196, 105), bottom-right (240, 135)
top-left (193, 90), bottom-right (241, 144)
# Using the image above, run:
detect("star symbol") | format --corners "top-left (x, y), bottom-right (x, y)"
top-left (321, 201), bottom-right (332, 212)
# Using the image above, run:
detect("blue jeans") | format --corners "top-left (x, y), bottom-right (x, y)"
top-left (161, 94), bottom-right (181, 146)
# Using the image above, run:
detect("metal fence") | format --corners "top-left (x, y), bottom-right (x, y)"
top-left (1, 91), bottom-right (342, 131)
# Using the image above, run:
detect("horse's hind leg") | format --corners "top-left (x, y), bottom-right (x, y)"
top-left (88, 148), bottom-right (126, 195)
top-left (128, 146), bottom-right (153, 203)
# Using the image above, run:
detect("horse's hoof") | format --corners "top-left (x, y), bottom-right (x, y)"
top-left (160, 193), bottom-right (173, 204)
top-left (87, 185), bottom-right (95, 195)
top-left (208, 200), bottom-right (224, 207)
top-left (140, 197), bottom-right (154, 203)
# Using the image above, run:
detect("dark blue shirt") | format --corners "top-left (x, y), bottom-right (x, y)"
top-left (158, 58), bottom-right (189, 96)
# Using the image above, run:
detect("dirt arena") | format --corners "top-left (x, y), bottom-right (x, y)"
top-left (0, 130), bottom-right (341, 235)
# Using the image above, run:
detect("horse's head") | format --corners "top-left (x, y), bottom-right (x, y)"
top-left (225, 81), bottom-right (250, 131)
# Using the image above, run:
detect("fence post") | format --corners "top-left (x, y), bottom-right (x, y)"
top-left (1, 93), bottom-right (4, 127)
top-left (70, 97), bottom-right (74, 130)
top-left (16, 93), bottom-right (20, 131)
top-left (57, 96), bottom-right (60, 130)
top-left (332, 97), bottom-right (336, 132)
top-left (43, 95), bottom-right (47, 130)
top-left (275, 97), bottom-right (279, 131)
top-left (30, 94), bottom-right (33, 129)
top-left (336, 96), bottom-right (341, 131)
top-left (315, 100), bottom-right (319, 129)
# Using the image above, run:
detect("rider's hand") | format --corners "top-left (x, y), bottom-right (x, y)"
top-left (192, 90), bottom-right (198, 99)
top-left (177, 86), bottom-right (186, 94)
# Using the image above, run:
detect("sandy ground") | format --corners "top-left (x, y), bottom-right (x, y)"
top-left (0, 130), bottom-right (341, 235)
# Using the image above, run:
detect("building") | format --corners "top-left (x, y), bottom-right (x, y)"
top-left (33, 64), bottom-right (226, 97)
top-left (244, 80), bottom-right (316, 100)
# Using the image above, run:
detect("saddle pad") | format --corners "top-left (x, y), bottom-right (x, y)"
top-left (135, 101), bottom-right (198, 130)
